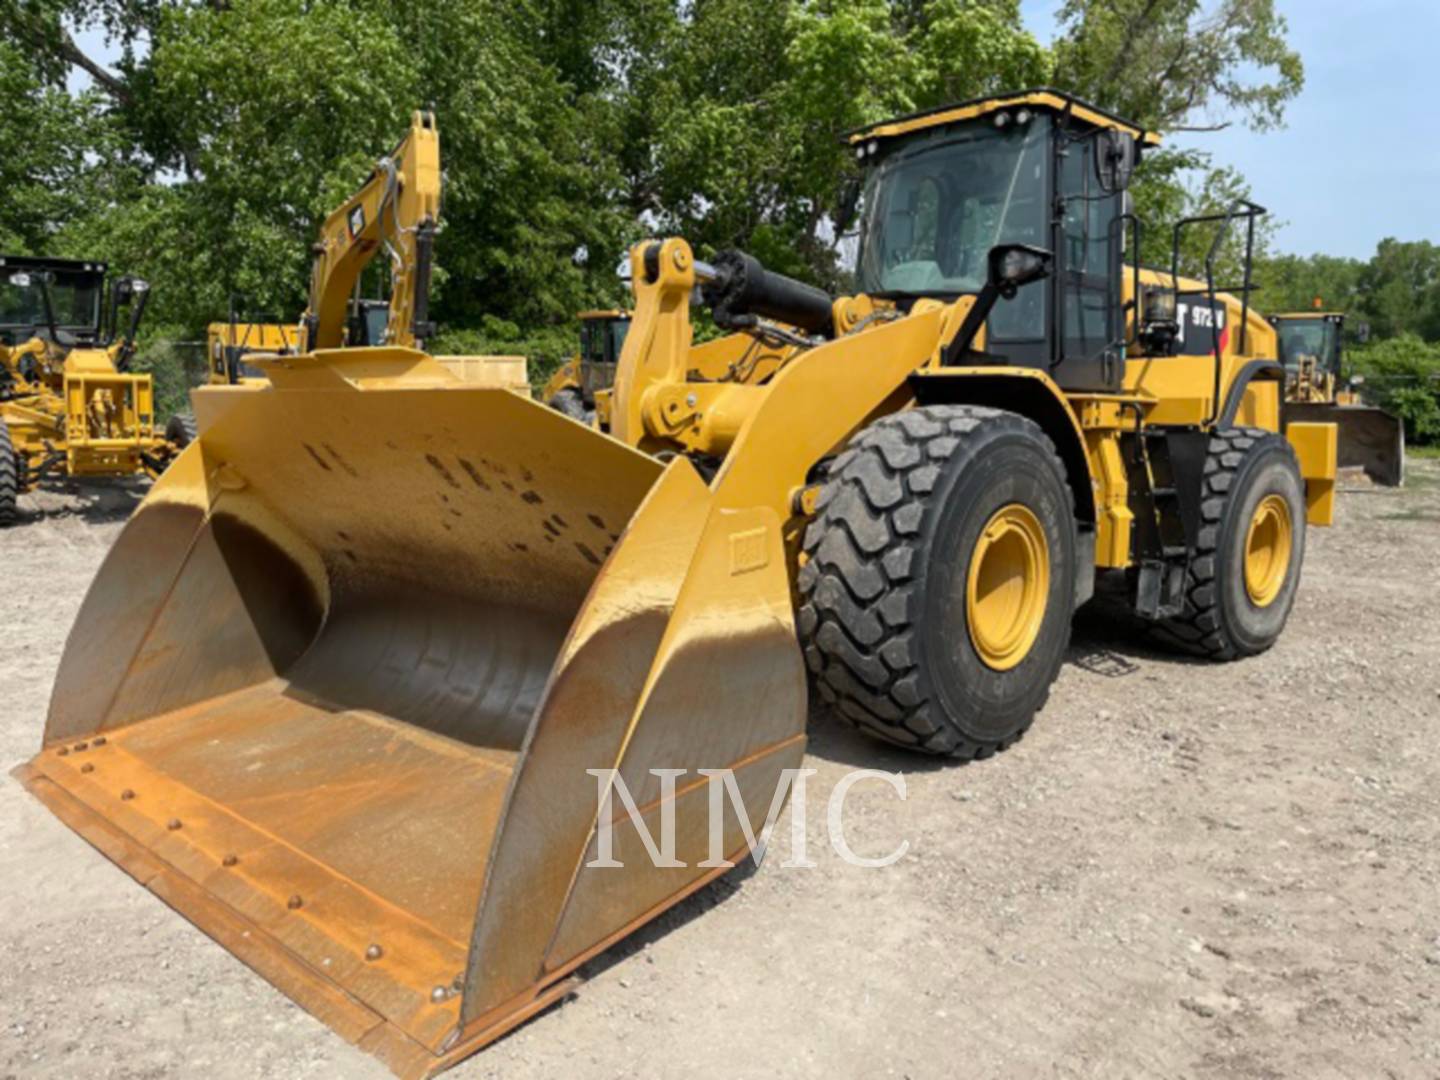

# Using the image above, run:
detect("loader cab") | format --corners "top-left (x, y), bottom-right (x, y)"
top-left (1271, 313), bottom-right (1344, 379)
top-left (849, 90), bottom-right (1155, 392)
top-left (577, 309), bottom-right (630, 398)
top-left (0, 255), bottom-right (106, 348)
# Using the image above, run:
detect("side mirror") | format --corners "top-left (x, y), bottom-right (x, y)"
top-left (1353, 320), bottom-right (1371, 345)
top-left (987, 244), bottom-right (1053, 299)
top-left (8, 272), bottom-right (32, 288)
top-left (1349, 374), bottom-right (1365, 388)
top-left (1096, 130), bottom-right (1138, 193)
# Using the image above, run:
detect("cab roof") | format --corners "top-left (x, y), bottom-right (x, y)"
top-left (1271, 312), bottom-right (1345, 322)
top-left (847, 87), bottom-right (1161, 149)
top-left (0, 253), bottom-right (108, 277)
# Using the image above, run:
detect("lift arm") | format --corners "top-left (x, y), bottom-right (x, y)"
top-left (301, 111), bottom-right (441, 352)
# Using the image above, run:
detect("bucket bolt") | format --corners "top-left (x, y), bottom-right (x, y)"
top-left (120, 789), bottom-right (135, 801)
top-left (166, 818), bottom-right (182, 831)
top-left (80, 763), bottom-right (94, 774)
top-left (73, 742), bottom-right (88, 752)
top-left (57, 747), bottom-right (69, 757)
top-left (287, 895), bottom-right (304, 910)
top-left (430, 986), bottom-right (448, 1004)
top-left (222, 854), bottom-right (239, 867)
top-left (365, 944), bottom-right (384, 962)
top-left (92, 736), bottom-right (107, 746)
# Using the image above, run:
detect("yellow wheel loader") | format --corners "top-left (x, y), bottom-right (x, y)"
top-left (18, 91), bottom-right (1337, 1076)
top-left (541, 309), bottom-right (631, 423)
top-left (0, 255), bottom-right (179, 524)
top-left (1269, 311), bottom-right (1404, 485)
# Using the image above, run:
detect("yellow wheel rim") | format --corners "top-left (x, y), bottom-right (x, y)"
top-left (966, 504), bottom-right (1050, 672)
top-left (1244, 493), bottom-right (1293, 608)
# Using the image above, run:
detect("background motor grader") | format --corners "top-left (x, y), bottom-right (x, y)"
top-left (21, 91), bottom-right (1335, 1077)
top-left (0, 254), bottom-right (177, 525)
top-left (1269, 310), bottom-right (1404, 485)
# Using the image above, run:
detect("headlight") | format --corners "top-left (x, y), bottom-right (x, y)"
top-left (1142, 286), bottom-right (1177, 323)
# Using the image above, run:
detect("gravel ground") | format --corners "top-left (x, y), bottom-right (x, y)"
top-left (2, 463), bottom-right (1439, 1079)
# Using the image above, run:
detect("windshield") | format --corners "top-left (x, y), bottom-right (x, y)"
top-left (582, 317), bottom-right (629, 365)
top-left (856, 118), bottom-right (1049, 298)
top-left (0, 267), bottom-right (103, 332)
top-left (608, 317), bottom-right (630, 362)
top-left (1277, 318), bottom-right (1339, 373)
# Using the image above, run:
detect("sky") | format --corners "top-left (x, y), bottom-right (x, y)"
top-left (1020, 0), bottom-right (1440, 259)
top-left (74, 2), bottom-right (1439, 260)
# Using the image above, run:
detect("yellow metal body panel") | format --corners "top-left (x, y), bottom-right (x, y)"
top-left (205, 321), bottom-right (299, 386)
top-left (433, 354), bottom-right (529, 392)
top-left (1286, 421), bottom-right (1337, 526)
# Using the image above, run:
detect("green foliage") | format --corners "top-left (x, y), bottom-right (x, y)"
top-left (1354, 240), bottom-right (1440, 342)
top-left (0, 40), bottom-right (117, 253)
top-left (129, 324), bottom-right (203, 421)
top-left (1254, 252), bottom-right (1365, 318)
top-left (1346, 334), bottom-right (1440, 444)
top-left (1052, 0), bottom-right (1303, 134)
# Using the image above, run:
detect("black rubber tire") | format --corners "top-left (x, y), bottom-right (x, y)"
top-left (1152, 427), bottom-right (1307, 661)
top-left (0, 421), bottom-right (17, 527)
top-left (547, 387), bottom-right (590, 423)
top-left (166, 411), bottom-right (198, 450)
top-left (798, 405), bottom-right (1077, 759)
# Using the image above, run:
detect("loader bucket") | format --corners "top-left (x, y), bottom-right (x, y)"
top-left (17, 348), bottom-right (807, 1078)
top-left (1285, 401), bottom-right (1405, 486)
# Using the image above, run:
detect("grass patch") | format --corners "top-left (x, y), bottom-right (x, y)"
top-left (1379, 508), bottom-right (1440, 523)
top-left (1408, 444), bottom-right (1440, 460)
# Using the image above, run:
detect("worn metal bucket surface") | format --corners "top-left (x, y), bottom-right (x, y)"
top-left (18, 350), bottom-right (807, 1077)
top-left (1286, 401), bottom-right (1405, 487)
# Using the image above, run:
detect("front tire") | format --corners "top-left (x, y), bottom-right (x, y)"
top-left (1153, 427), bottom-right (1307, 660)
top-left (166, 411), bottom-right (198, 450)
top-left (547, 387), bottom-right (592, 424)
top-left (798, 405), bottom-right (1077, 759)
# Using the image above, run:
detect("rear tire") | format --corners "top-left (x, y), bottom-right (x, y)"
top-left (166, 411), bottom-right (198, 450)
top-left (798, 405), bottom-right (1077, 759)
top-left (0, 422), bottom-right (17, 527)
top-left (1152, 427), bottom-right (1307, 660)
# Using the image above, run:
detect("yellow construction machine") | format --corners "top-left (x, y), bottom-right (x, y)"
top-left (541, 309), bottom-right (631, 422)
top-left (0, 255), bottom-right (179, 524)
top-left (1269, 310), bottom-right (1404, 485)
top-left (19, 91), bottom-right (1336, 1076)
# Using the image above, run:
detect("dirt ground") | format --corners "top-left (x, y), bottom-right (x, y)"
top-left (3, 463), bottom-right (1439, 1080)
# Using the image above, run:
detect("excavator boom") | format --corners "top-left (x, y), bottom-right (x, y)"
top-left (304, 111), bottom-right (441, 352)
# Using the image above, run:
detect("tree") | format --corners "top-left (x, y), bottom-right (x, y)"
top-left (1051, 0), bottom-right (1303, 134)
top-left (1355, 239), bottom-right (1440, 343)
top-left (0, 39), bottom-right (118, 253)
top-left (1253, 253), bottom-right (1366, 319)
